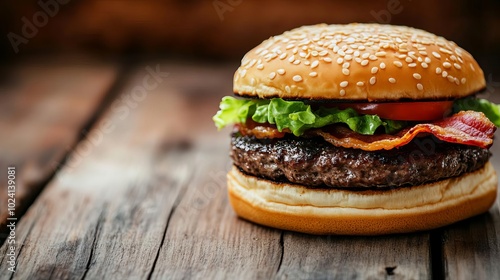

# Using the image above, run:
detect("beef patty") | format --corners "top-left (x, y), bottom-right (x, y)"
top-left (231, 133), bottom-right (491, 189)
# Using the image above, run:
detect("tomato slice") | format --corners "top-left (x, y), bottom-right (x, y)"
top-left (335, 101), bottom-right (454, 121)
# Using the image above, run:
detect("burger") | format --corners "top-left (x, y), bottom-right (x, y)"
top-left (213, 23), bottom-right (500, 235)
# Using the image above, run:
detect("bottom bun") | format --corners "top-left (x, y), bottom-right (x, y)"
top-left (227, 162), bottom-right (498, 235)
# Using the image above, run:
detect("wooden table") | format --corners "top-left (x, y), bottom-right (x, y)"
top-left (0, 57), bottom-right (499, 279)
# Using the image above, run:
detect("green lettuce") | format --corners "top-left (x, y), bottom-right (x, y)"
top-left (453, 97), bottom-right (500, 126)
top-left (213, 97), bottom-right (406, 136)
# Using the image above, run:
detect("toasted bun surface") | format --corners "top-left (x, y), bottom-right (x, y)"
top-left (227, 162), bottom-right (497, 235)
top-left (234, 24), bottom-right (485, 101)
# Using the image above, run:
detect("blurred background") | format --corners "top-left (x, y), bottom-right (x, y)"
top-left (0, 0), bottom-right (499, 73)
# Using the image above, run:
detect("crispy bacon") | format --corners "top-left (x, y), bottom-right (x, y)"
top-left (237, 111), bottom-right (496, 151)
top-left (236, 119), bottom-right (290, 139)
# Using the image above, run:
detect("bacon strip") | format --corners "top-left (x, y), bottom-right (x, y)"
top-left (238, 111), bottom-right (496, 151)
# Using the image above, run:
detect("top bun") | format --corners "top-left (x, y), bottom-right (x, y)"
top-left (234, 24), bottom-right (485, 101)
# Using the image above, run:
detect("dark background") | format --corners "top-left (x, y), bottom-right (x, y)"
top-left (1, 0), bottom-right (499, 71)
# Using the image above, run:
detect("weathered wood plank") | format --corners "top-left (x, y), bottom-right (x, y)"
top-left (276, 233), bottom-right (430, 279)
top-left (0, 63), bottom-right (182, 279)
top-left (0, 62), bottom-right (280, 280)
top-left (0, 59), bottom-right (117, 234)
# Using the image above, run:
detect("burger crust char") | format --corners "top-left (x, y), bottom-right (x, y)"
top-left (231, 134), bottom-right (491, 189)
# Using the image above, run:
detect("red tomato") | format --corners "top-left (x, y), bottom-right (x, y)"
top-left (336, 101), bottom-right (454, 121)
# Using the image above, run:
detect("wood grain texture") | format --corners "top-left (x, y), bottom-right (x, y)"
top-left (0, 59), bottom-right (117, 233)
top-left (0, 62), bottom-right (279, 280)
top-left (276, 233), bottom-right (430, 280)
top-left (0, 64), bottom-right (185, 279)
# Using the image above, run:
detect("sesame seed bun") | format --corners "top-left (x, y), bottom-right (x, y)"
top-left (234, 23), bottom-right (486, 101)
top-left (227, 162), bottom-right (497, 235)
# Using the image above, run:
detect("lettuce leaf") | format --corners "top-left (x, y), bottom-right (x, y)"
top-left (213, 97), bottom-right (406, 136)
top-left (453, 97), bottom-right (500, 126)
top-left (213, 96), bottom-right (500, 137)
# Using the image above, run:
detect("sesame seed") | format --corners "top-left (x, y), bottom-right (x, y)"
top-left (405, 57), bottom-right (413, 63)
top-left (417, 57), bottom-right (423, 62)
top-left (388, 78), bottom-right (396, 83)
top-left (362, 52), bottom-right (370, 59)
top-left (371, 67), bottom-right (379, 74)
top-left (361, 60), bottom-right (369, 66)
top-left (311, 60), bottom-right (319, 68)
top-left (442, 71), bottom-right (448, 78)
top-left (293, 60), bottom-right (301, 65)
top-left (370, 76), bottom-right (377, 85)
top-left (357, 81), bottom-right (364, 86)
top-left (369, 55), bottom-right (377, 61)
top-left (454, 63), bottom-right (461, 70)
top-left (398, 54), bottom-right (407, 59)
top-left (304, 61), bottom-right (311, 66)
top-left (419, 51), bottom-right (428, 56)
top-left (439, 47), bottom-right (453, 54)
top-left (311, 51), bottom-right (319, 57)
top-left (340, 89), bottom-right (346, 96)
top-left (250, 78), bottom-right (255, 85)
top-left (432, 52), bottom-right (441, 59)
top-left (421, 62), bottom-right (429, 68)
top-left (342, 68), bottom-right (350, 76)
top-left (354, 51), bottom-right (360, 57)
top-left (343, 62), bottom-right (350, 68)
top-left (338, 49), bottom-right (346, 56)
top-left (293, 75), bottom-right (303, 82)
top-left (454, 77), bottom-right (460, 85)
top-left (380, 62), bottom-right (386, 69)
top-left (461, 78), bottom-right (466, 84)
top-left (413, 73), bottom-right (422, 80)
top-left (408, 63), bottom-right (417, 68)
top-left (309, 72), bottom-right (318, 77)
top-left (323, 57), bottom-right (332, 63)
top-left (443, 62), bottom-right (452, 68)
top-left (375, 51), bottom-right (387, 57)
top-left (417, 83), bottom-right (424, 90)
top-left (470, 63), bottom-right (476, 71)
top-left (319, 50), bottom-right (328, 56)
top-left (340, 81), bottom-right (349, 87)
top-left (286, 44), bottom-right (295, 50)
top-left (447, 75), bottom-right (454, 83)
top-left (424, 57), bottom-right (431, 64)
top-left (285, 85), bottom-right (291, 93)
top-left (256, 64), bottom-right (264, 70)
top-left (436, 67), bottom-right (442, 74)
top-left (344, 55), bottom-right (353, 61)
top-left (247, 59), bottom-right (257, 68)
top-left (288, 55), bottom-right (295, 63)
top-left (279, 53), bottom-right (287, 60)
top-left (299, 52), bottom-right (307, 58)
top-left (393, 61), bottom-right (403, 68)
top-left (277, 68), bottom-right (286, 75)
top-left (269, 72), bottom-right (276, 79)
top-left (336, 57), bottom-right (344, 64)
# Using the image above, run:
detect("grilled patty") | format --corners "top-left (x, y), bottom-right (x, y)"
top-left (231, 134), bottom-right (490, 189)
